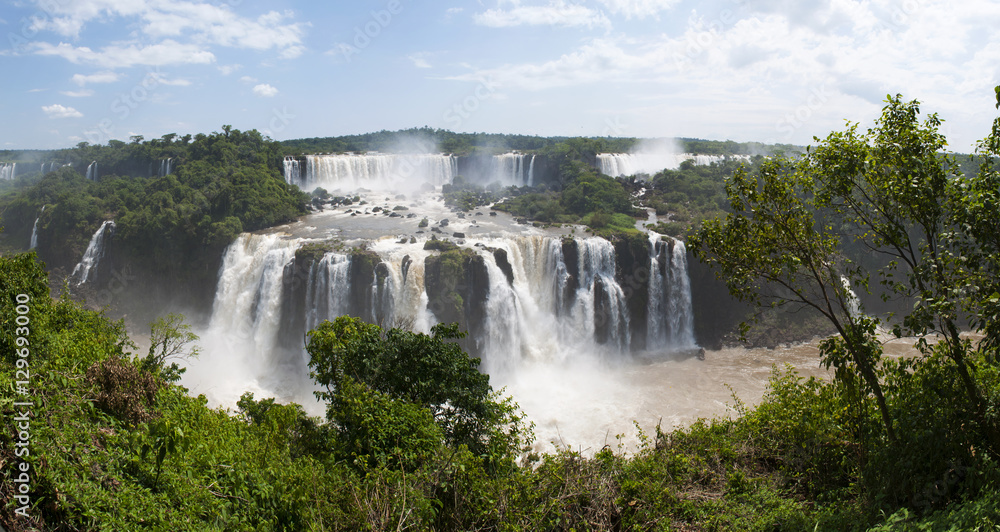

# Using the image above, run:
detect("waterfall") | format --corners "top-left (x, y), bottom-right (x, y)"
top-left (29, 206), bottom-right (44, 250)
top-left (159, 158), bottom-right (173, 176)
top-left (208, 234), bottom-right (299, 368)
top-left (647, 234), bottom-right (695, 349)
top-left (527, 155), bottom-right (536, 186)
top-left (283, 157), bottom-right (303, 188)
top-left (0, 163), bottom-right (15, 181)
top-left (203, 231), bottom-right (698, 392)
top-left (29, 219), bottom-right (40, 249)
top-left (72, 221), bottom-right (115, 285)
top-left (85, 161), bottom-right (97, 180)
top-left (290, 154), bottom-right (457, 191)
top-left (304, 253), bottom-right (352, 331)
top-left (596, 153), bottom-right (751, 177)
top-left (491, 153), bottom-right (532, 186)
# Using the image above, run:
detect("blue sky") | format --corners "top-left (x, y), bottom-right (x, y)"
top-left (1, 0), bottom-right (998, 151)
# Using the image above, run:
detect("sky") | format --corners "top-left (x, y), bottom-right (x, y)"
top-left (1, 0), bottom-right (998, 152)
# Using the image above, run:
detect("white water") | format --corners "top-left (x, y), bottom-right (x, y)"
top-left (185, 193), bottom-right (710, 453)
top-left (159, 158), bottom-right (173, 177)
top-left (85, 161), bottom-right (97, 180)
top-left (597, 153), bottom-right (751, 177)
top-left (491, 153), bottom-right (535, 186)
top-left (72, 220), bottom-right (115, 285)
top-left (285, 153), bottom-right (457, 192)
top-left (0, 162), bottom-right (15, 181)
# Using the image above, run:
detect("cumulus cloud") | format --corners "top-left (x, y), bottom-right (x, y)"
top-left (42, 104), bottom-right (84, 118)
top-left (252, 83), bottom-right (278, 97)
top-left (475, 2), bottom-right (611, 29)
top-left (27, 0), bottom-right (306, 66)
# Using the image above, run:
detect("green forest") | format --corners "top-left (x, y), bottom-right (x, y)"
top-left (3, 90), bottom-right (1000, 530)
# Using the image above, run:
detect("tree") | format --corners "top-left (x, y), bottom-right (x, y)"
top-left (306, 316), bottom-right (529, 466)
top-left (140, 313), bottom-right (200, 383)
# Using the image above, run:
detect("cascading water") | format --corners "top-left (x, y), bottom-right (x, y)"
top-left (0, 162), bottom-right (15, 181)
top-left (491, 153), bottom-right (534, 186)
top-left (159, 158), bottom-right (173, 176)
top-left (286, 154), bottom-right (458, 191)
top-left (72, 220), bottom-right (115, 285)
top-left (596, 153), bottom-right (751, 177)
top-left (647, 233), bottom-right (695, 349)
top-left (29, 206), bottom-right (45, 250)
top-left (85, 161), bottom-right (97, 180)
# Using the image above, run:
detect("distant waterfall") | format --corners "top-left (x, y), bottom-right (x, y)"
top-left (72, 221), bottom-right (115, 285)
top-left (29, 206), bottom-right (45, 250)
top-left (159, 158), bottom-right (173, 176)
top-left (491, 153), bottom-right (534, 186)
top-left (285, 154), bottom-right (458, 191)
top-left (85, 161), bottom-right (97, 181)
top-left (0, 163), bottom-right (15, 181)
top-left (304, 253), bottom-right (352, 331)
top-left (596, 153), bottom-right (751, 177)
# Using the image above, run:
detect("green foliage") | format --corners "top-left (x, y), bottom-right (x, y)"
top-left (306, 316), bottom-right (527, 464)
top-left (139, 313), bottom-right (200, 383)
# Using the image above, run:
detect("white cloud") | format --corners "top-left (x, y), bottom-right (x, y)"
top-left (33, 40), bottom-right (215, 69)
top-left (239, 75), bottom-right (257, 84)
top-left (475, 2), bottom-right (611, 29)
top-left (42, 104), bottom-right (84, 118)
top-left (218, 64), bottom-right (242, 75)
top-left (27, 0), bottom-right (306, 61)
top-left (61, 89), bottom-right (95, 97)
top-left (71, 70), bottom-right (120, 85)
top-left (252, 83), bottom-right (278, 97)
top-left (408, 53), bottom-right (432, 69)
top-left (595, 0), bottom-right (681, 19)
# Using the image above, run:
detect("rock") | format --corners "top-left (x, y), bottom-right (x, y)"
top-left (453, 232), bottom-right (466, 238)
top-left (440, 218), bottom-right (450, 227)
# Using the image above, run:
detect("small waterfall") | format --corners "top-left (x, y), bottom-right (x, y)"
top-left (29, 218), bottom-right (40, 249)
top-left (283, 157), bottom-right (303, 188)
top-left (85, 161), bottom-right (97, 180)
top-left (0, 163), bottom-right (15, 181)
top-left (159, 158), bottom-right (173, 176)
top-left (527, 155), bottom-right (536, 186)
top-left (841, 276), bottom-right (861, 318)
top-left (29, 206), bottom-right (44, 250)
top-left (646, 234), bottom-right (695, 349)
top-left (72, 220), bottom-right (115, 285)
top-left (293, 154), bottom-right (457, 191)
top-left (596, 153), bottom-right (751, 177)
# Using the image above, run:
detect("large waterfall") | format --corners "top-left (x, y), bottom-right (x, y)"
top-left (284, 154), bottom-right (457, 191)
top-left (597, 153), bottom-right (751, 177)
top-left (204, 230), bottom-right (695, 382)
top-left (72, 220), bottom-right (115, 285)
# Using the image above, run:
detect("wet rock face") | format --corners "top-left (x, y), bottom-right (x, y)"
top-left (424, 248), bottom-right (489, 355)
top-left (493, 248), bottom-right (515, 286)
top-left (561, 238), bottom-right (580, 314)
top-left (611, 233), bottom-right (651, 351)
top-left (593, 276), bottom-right (612, 345)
